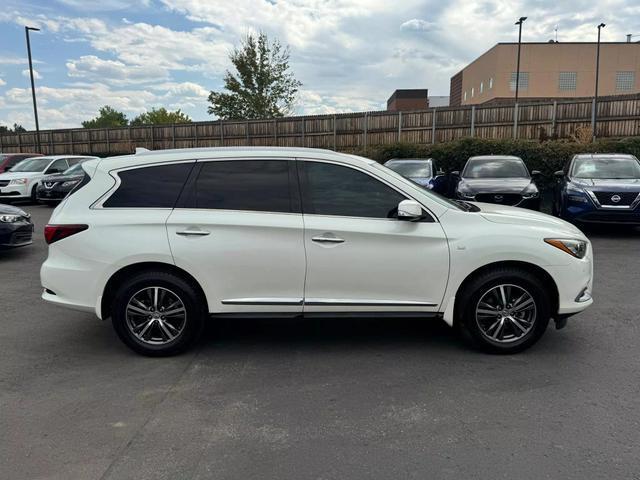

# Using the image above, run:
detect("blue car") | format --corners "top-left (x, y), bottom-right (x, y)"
top-left (383, 158), bottom-right (447, 195)
top-left (552, 153), bottom-right (640, 225)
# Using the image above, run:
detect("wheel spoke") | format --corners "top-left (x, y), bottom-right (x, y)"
top-left (476, 284), bottom-right (536, 344)
top-left (153, 287), bottom-right (159, 310)
top-left (491, 319), bottom-right (504, 340)
top-left (164, 307), bottom-right (186, 317)
top-left (499, 285), bottom-right (508, 307)
top-left (510, 316), bottom-right (528, 334)
top-left (127, 305), bottom-right (149, 316)
top-left (137, 319), bottom-right (154, 338)
top-left (477, 308), bottom-right (499, 316)
top-left (512, 297), bottom-right (534, 312)
top-left (126, 286), bottom-right (187, 346)
top-left (158, 321), bottom-right (175, 341)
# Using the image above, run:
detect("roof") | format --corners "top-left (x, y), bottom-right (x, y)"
top-left (38, 155), bottom-right (99, 160)
top-left (468, 155), bottom-right (523, 160)
top-left (573, 153), bottom-right (638, 159)
top-left (99, 147), bottom-right (376, 171)
top-left (386, 158), bottom-right (433, 163)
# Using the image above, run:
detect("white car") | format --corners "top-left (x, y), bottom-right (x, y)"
top-left (41, 147), bottom-right (593, 356)
top-left (0, 155), bottom-right (98, 202)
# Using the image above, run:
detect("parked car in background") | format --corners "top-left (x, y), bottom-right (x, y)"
top-left (552, 153), bottom-right (640, 225)
top-left (453, 155), bottom-right (541, 210)
top-left (0, 203), bottom-right (33, 249)
top-left (0, 153), bottom-right (43, 173)
top-left (41, 147), bottom-right (593, 357)
top-left (0, 155), bottom-right (97, 203)
top-left (37, 160), bottom-right (92, 205)
top-left (383, 158), bottom-right (447, 194)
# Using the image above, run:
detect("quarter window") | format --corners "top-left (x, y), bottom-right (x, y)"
top-left (104, 162), bottom-right (194, 208)
top-left (301, 162), bottom-right (406, 218)
top-left (48, 159), bottom-right (68, 173)
top-left (192, 160), bottom-right (294, 213)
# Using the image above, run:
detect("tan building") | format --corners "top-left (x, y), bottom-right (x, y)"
top-left (450, 42), bottom-right (640, 106)
top-left (387, 89), bottom-right (429, 111)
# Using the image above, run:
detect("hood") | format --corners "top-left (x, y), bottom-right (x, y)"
top-left (409, 176), bottom-right (432, 186)
top-left (572, 178), bottom-right (640, 191)
top-left (41, 173), bottom-right (83, 183)
top-left (0, 171), bottom-right (41, 180)
top-left (477, 202), bottom-right (583, 236)
top-left (0, 203), bottom-right (28, 216)
top-left (460, 177), bottom-right (534, 194)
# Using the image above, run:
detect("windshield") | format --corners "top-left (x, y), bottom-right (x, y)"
top-left (10, 157), bottom-right (51, 172)
top-left (571, 157), bottom-right (640, 179)
top-left (385, 161), bottom-right (432, 178)
top-left (62, 163), bottom-right (85, 175)
top-left (462, 158), bottom-right (529, 178)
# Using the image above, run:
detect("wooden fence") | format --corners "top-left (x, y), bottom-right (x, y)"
top-left (1, 95), bottom-right (640, 156)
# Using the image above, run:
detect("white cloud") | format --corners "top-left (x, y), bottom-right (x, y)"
top-left (400, 19), bottom-right (435, 32)
top-left (21, 69), bottom-right (41, 80)
top-left (66, 55), bottom-right (169, 84)
top-left (0, 78), bottom-right (6, 87)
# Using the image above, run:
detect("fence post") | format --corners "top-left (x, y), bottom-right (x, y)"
top-left (301, 117), bottom-right (305, 147)
top-left (513, 103), bottom-right (519, 139)
top-left (398, 111), bottom-right (402, 142)
top-left (246, 121), bottom-right (250, 145)
top-left (363, 112), bottom-right (368, 151)
top-left (150, 126), bottom-right (154, 150)
top-left (273, 119), bottom-right (277, 146)
top-left (431, 108), bottom-right (437, 144)
top-left (193, 124), bottom-right (198, 148)
top-left (333, 114), bottom-right (337, 150)
top-left (590, 98), bottom-right (597, 140)
top-left (220, 121), bottom-right (224, 146)
top-left (88, 129), bottom-right (93, 155)
top-left (470, 106), bottom-right (476, 137)
top-left (17, 132), bottom-right (22, 152)
top-left (0, 132), bottom-right (3, 153)
top-left (128, 126), bottom-right (132, 153)
top-left (70, 130), bottom-right (74, 154)
top-left (172, 124), bottom-right (176, 149)
top-left (551, 101), bottom-right (557, 137)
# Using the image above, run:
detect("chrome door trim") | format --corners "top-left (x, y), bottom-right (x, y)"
top-left (303, 298), bottom-right (437, 307)
top-left (221, 298), bottom-right (304, 306)
top-left (311, 236), bottom-right (345, 244)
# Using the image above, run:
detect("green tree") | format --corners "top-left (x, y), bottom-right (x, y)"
top-left (208, 32), bottom-right (302, 120)
top-left (82, 106), bottom-right (128, 129)
top-left (130, 107), bottom-right (192, 126)
top-left (0, 123), bottom-right (26, 133)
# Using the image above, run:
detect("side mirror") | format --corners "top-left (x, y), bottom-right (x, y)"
top-left (554, 170), bottom-right (564, 178)
top-left (436, 169), bottom-right (445, 176)
top-left (531, 170), bottom-right (541, 176)
top-left (397, 199), bottom-right (423, 221)
top-left (450, 170), bottom-right (460, 177)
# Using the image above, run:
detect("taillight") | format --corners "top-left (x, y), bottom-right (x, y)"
top-left (44, 224), bottom-right (88, 244)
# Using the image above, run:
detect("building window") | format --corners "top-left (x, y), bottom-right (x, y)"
top-left (464, 91), bottom-right (467, 101)
top-left (489, 77), bottom-right (493, 89)
top-left (510, 72), bottom-right (529, 91)
top-left (559, 72), bottom-right (577, 91)
top-left (616, 71), bottom-right (635, 91)
top-left (471, 87), bottom-right (475, 97)
top-left (480, 81), bottom-right (484, 94)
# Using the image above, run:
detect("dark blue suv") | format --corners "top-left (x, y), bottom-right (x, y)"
top-left (552, 154), bottom-right (640, 225)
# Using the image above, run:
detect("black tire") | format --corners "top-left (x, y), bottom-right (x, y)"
top-left (111, 270), bottom-right (206, 356)
top-left (457, 267), bottom-right (551, 354)
top-left (30, 186), bottom-right (38, 204)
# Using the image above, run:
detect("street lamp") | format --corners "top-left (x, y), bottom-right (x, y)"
top-left (593, 23), bottom-right (606, 142)
top-left (25, 25), bottom-right (41, 152)
top-left (514, 17), bottom-right (527, 104)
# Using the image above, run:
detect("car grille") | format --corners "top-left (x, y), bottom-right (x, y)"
top-left (11, 230), bottom-right (33, 244)
top-left (592, 191), bottom-right (639, 206)
top-left (578, 211), bottom-right (640, 224)
top-left (0, 180), bottom-right (9, 187)
top-left (475, 193), bottom-right (522, 206)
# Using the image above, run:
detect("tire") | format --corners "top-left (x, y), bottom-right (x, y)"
top-left (111, 270), bottom-right (206, 356)
top-left (457, 267), bottom-right (551, 354)
top-left (30, 186), bottom-right (38, 204)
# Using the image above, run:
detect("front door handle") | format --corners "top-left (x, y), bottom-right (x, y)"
top-left (176, 229), bottom-right (210, 237)
top-left (312, 236), bottom-right (345, 244)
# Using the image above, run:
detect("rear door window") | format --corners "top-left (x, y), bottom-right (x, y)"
top-left (104, 162), bottom-right (194, 208)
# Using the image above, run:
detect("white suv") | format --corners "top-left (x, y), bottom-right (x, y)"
top-left (41, 147), bottom-right (593, 356)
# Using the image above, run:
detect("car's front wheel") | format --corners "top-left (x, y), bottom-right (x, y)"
top-left (111, 271), bottom-right (205, 356)
top-left (457, 267), bottom-right (551, 354)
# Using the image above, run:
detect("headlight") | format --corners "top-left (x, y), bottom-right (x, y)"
top-left (544, 238), bottom-right (588, 259)
top-left (566, 185), bottom-right (589, 204)
top-left (0, 214), bottom-right (21, 223)
top-left (8, 178), bottom-right (27, 186)
top-left (522, 183), bottom-right (539, 198)
top-left (456, 183), bottom-right (475, 199)
top-left (61, 180), bottom-right (80, 188)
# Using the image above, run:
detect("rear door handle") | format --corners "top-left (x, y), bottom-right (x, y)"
top-left (312, 236), bottom-right (345, 244)
top-left (176, 229), bottom-right (210, 237)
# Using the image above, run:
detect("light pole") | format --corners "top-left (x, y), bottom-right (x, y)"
top-left (514, 17), bottom-right (527, 104)
top-left (593, 23), bottom-right (605, 142)
top-left (25, 25), bottom-right (41, 152)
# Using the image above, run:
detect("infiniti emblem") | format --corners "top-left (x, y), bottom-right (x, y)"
top-left (494, 195), bottom-right (504, 202)
top-left (610, 194), bottom-right (621, 203)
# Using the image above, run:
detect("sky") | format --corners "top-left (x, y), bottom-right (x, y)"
top-left (0, 0), bottom-right (638, 130)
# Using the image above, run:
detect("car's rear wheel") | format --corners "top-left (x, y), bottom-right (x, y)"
top-left (457, 267), bottom-right (551, 354)
top-left (111, 271), bottom-right (205, 356)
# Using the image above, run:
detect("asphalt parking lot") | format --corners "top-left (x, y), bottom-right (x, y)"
top-left (2, 204), bottom-right (640, 480)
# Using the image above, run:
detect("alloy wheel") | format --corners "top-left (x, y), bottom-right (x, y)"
top-left (125, 286), bottom-right (187, 345)
top-left (475, 284), bottom-right (536, 343)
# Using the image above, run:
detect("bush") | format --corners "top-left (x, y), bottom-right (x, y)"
top-left (346, 137), bottom-right (640, 189)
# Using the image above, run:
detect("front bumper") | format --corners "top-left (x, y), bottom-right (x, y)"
top-left (546, 245), bottom-right (594, 316)
top-left (37, 185), bottom-right (72, 201)
top-left (0, 221), bottom-right (34, 248)
top-left (0, 183), bottom-right (30, 199)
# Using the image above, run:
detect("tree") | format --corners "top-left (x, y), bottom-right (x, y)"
top-left (130, 107), bottom-right (192, 126)
top-left (0, 123), bottom-right (27, 133)
top-left (82, 106), bottom-right (128, 129)
top-left (208, 32), bottom-right (302, 120)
